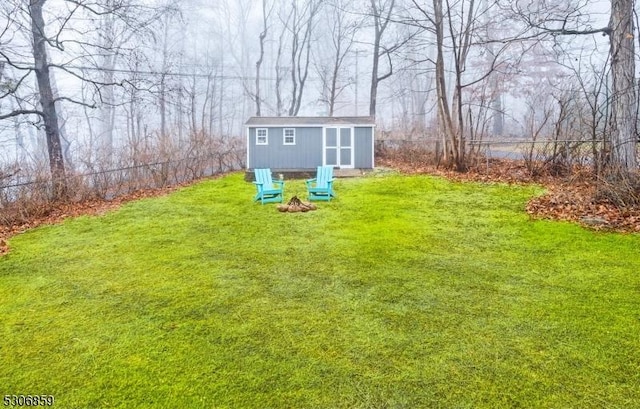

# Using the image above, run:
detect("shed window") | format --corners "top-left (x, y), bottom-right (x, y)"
top-left (256, 128), bottom-right (268, 145)
top-left (283, 128), bottom-right (296, 145)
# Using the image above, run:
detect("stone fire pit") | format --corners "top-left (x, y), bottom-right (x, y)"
top-left (277, 196), bottom-right (317, 213)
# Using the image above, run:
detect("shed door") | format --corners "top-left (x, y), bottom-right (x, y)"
top-left (324, 127), bottom-right (353, 168)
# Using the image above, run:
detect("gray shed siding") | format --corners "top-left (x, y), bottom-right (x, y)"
top-left (246, 116), bottom-right (375, 170)
top-left (354, 127), bottom-right (373, 168)
top-left (248, 126), bottom-right (323, 169)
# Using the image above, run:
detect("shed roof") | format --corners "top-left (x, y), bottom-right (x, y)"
top-left (245, 116), bottom-right (375, 127)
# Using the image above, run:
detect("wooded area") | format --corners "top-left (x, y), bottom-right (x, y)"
top-left (0, 0), bottom-right (638, 217)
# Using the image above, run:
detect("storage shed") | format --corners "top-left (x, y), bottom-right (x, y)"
top-left (245, 116), bottom-right (375, 173)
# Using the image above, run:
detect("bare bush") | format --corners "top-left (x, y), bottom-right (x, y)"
top-left (376, 138), bottom-right (442, 167)
top-left (519, 85), bottom-right (602, 178)
top-left (595, 167), bottom-right (640, 208)
top-left (0, 161), bottom-right (58, 226)
top-left (0, 132), bottom-right (245, 228)
top-left (523, 140), bottom-right (589, 178)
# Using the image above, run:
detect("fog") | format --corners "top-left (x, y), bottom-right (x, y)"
top-left (0, 0), bottom-right (622, 174)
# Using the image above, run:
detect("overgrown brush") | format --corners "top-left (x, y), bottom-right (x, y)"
top-left (595, 167), bottom-right (640, 208)
top-left (375, 139), bottom-right (444, 167)
top-left (0, 134), bottom-right (245, 228)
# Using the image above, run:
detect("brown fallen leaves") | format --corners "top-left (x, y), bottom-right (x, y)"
top-left (526, 184), bottom-right (640, 232)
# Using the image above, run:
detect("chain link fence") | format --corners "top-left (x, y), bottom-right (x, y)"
top-left (0, 136), bottom-right (245, 226)
top-left (376, 137), bottom-right (604, 174)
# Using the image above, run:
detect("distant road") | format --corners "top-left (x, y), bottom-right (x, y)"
top-left (481, 146), bottom-right (524, 160)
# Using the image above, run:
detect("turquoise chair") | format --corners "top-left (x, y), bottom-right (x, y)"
top-left (306, 166), bottom-right (335, 201)
top-left (253, 168), bottom-right (284, 204)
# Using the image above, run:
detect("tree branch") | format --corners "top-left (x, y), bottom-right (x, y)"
top-left (53, 95), bottom-right (96, 108)
top-left (0, 109), bottom-right (43, 121)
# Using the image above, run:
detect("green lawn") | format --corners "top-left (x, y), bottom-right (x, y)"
top-left (1, 172), bottom-right (639, 408)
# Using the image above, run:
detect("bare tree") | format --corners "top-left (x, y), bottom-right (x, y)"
top-left (254, 0), bottom-right (274, 116)
top-left (368, 0), bottom-right (396, 118)
top-left (556, 49), bottom-right (610, 176)
top-left (29, 0), bottom-right (67, 197)
top-left (315, 0), bottom-right (362, 116)
top-left (93, 0), bottom-right (157, 163)
top-left (508, 0), bottom-right (637, 172)
top-left (0, 0), bottom-right (163, 198)
top-left (157, 13), bottom-right (171, 142)
top-left (287, 0), bottom-right (322, 116)
top-left (608, 0), bottom-right (636, 170)
top-left (274, 14), bottom-right (288, 116)
top-left (220, 0), bottom-right (253, 129)
top-left (407, 0), bottom-right (514, 170)
top-left (97, 0), bottom-right (118, 164)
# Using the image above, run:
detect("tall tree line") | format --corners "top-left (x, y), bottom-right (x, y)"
top-left (0, 0), bottom-right (637, 198)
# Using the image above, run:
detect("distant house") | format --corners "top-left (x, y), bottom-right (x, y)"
top-left (245, 116), bottom-right (375, 173)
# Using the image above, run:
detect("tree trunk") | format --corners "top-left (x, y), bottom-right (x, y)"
top-left (159, 14), bottom-right (170, 140)
top-left (29, 0), bottom-right (67, 199)
top-left (275, 31), bottom-right (285, 116)
top-left (288, 1), bottom-right (300, 116)
top-left (368, 0), bottom-right (395, 118)
top-left (609, 0), bottom-right (637, 171)
top-left (369, 25), bottom-right (381, 118)
top-left (255, 0), bottom-right (268, 117)
top-left (190, 74), bottom-right (197, 135)
top-left (329, 43), bottom-right (341, 116)
top-left (369, 0), bottom-right (384, 118)
top-left (99, 8), bottom-right (116, 164)
top-left (292, 17), bottom-right (313, 116)
top-left (433, 0), bottom-right (455, 166)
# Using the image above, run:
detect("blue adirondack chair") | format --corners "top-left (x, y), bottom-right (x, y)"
top-left (306, 166), bottom-right (335, 201)
top-left (253, 168), bottom-right (284, 204)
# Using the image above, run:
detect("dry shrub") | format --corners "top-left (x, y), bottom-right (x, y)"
top-left (522, 140), bottom-right (588, 178)
top-left (0, 132), bottom-right (245, 229)
top-left (0, 181), bottom-right (57, 226)
top-left (376, 139), bottom-right (441, 167)
top-left (595, 167), bottom-right (640, 208)
top-left (0, 160), bottom-right (56, 226)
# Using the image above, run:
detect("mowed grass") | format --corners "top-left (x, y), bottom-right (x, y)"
top-left (1, 172), bottom-right (639, 408)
